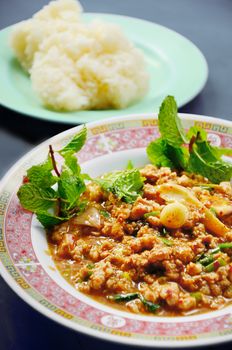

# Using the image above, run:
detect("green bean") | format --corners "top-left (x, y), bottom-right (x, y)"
top-left (144, 211), bottom-right (159, 219)
top-left (109, 293), bottom-right (160, 313)
top-left (210, 247), bottom-right (220, 255)
top-left (110, 293), bottom-right (139, 302)
top-left (100, 210), bottom-right (111, 218)
top-left (204, 258), bottom-right (227, 272)
top-left (190, 292), bottom-right (202, 302)
top-left (219, 242), bottom-right (232, 249)
top-left (199, 255), bottom-right (214, 266)
top-left (139, 295), bottom-right (160, 312)
top-left (198, 242), bottom-right (232, 266)
top-left (160, 237), bottom-right (173, 246)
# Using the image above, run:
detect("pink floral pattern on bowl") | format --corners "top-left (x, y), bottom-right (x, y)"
top-left (0, 114), bottom-right (232, 347)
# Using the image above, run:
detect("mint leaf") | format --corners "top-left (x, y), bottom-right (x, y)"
top-left (147, 138), bottom-right (174, 168)
top-left (187, 128), bottom-right (232, 158)
top-left (187, 126), bottom-right (207, 141)
top-left (58, 168), bottom-right (86, 213)
top-left (166, 144), bottom-right (189, 169)
top-left (188, 132), bottom-right (232, 183)
top-left (147, 138), bottom-right (188, 170)
top-left (59, 126), bottom-right (87, 157)
top-left (36, 212), bottom-right (69, 228)
top-left (113, 170), bottom-right (144, 203)
top-left (81, 173), bottom-right (93, 181)
top-left (188, 129), bottom-right (232, 161)
top-left (189, 146), bottom-right (232, 183)
top-left (97, 172), bottom-right (121, 190)
top-left (27, 158), bottom-right (57, 188)
top-left (158, 96), bottom-right (187, 146)
top-left (126, 160), bottom-right (134, 170)
top-left (98, 169), bottom-right (144, 204)
top-left (212, 147), bottom-right (232, 158)
top-left (194, 140), bottom-right (218, 163)
top-left (64, 153), bottom-right (81, 174)
top-left (17, 183), bottom-right (57, 211)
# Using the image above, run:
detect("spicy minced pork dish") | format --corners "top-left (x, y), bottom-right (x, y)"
top-left (17, 96), bottom-right (232, 316)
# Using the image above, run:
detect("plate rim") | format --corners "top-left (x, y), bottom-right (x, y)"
top-left (0, 113), bottom-right (232, 348)
top-left (0, 12), bottom-right (208, 124)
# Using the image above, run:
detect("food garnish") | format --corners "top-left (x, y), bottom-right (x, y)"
top-left (196, 242), bottom-right (232, 274)
top-left (17, 96), bottom-right (232, 229)
top-left (96, 169), bottom-right (144, 204)
top-left (18, 126), bottom-right (87, 228)
top-left (147, 95), bottom-right (232, 183)
top-left (17, 96), bottom-right (232, 316)
top-left (110, 293), bottom-right (160, 313)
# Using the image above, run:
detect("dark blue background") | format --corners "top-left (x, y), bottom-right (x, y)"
top-left (0, 1), bottom-right (232, 349)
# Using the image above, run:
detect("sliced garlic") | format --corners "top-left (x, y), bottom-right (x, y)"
top-left (214, 204), bottom-right (232, 217)
top-left (157, 183), bottom-right (229, 237)
top-left (160, 202), bottom-right (189, 229)
top-left (74, 207), bottom-right (101, 229)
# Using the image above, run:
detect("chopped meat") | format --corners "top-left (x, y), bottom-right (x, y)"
top-left (49, 164), bottom-right (232, 316)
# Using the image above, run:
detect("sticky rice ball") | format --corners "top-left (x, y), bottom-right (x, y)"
top-left (10, 0), bottom-right (149, 111)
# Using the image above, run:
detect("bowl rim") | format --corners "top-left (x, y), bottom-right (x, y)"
top-left (0, 112), bottom-right (232, 348)
top-left (0, 13), bottom-right (208, 124)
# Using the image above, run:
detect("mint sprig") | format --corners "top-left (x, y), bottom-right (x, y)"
top-left (97, 169), bottom-right (144, 204)
top-left (147, 138), bottom-right (174, 168)
top-left (189, 145), bottom-right (232, 183)
top-left (158, 95), bottom-right (188, 146)
top-left (147, 138), bottom-right (188, 170)
top-left (147, 96), bottom-right (232, 183)
top-left (58, 168), bottom-right (86, 214)
top-left (17, 184), bottom-right (57, 211)
top-left (188, 130), bottom-right (232, 182)
top-left (17, 126), bottom-right (88, 228)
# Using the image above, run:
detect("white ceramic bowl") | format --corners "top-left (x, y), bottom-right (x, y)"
top-left (0, 113), bottom-right (231, 348)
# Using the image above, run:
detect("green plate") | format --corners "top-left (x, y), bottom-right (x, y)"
top-left (0, 13), bottom-right (208, 124)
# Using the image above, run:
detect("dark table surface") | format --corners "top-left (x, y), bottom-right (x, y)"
top-left (0, 1), bottom-right (232, 349)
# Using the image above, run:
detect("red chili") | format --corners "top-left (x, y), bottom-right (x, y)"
top-left (23, 176), bottom-right (29, 184)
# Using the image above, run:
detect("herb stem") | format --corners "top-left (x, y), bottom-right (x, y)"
top-left (49, 145), bottom-right (61, 177)
top-left (49, 144), bottom-right (62, 215)
top-left (189, 135), bottom-right (196, 153)
top-left (219, 242), bottom-right (232, 249)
